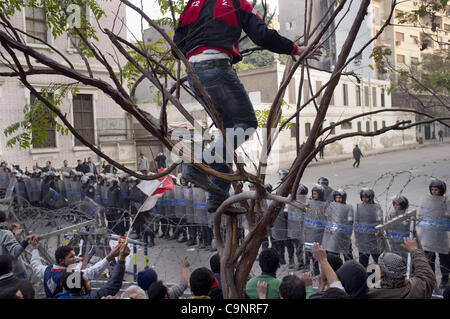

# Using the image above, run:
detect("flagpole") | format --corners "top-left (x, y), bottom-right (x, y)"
top-left (125, 176), bottom-right (168, 240)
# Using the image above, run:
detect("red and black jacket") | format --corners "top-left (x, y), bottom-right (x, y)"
top-left (173, 0), bottom-right (298, 64)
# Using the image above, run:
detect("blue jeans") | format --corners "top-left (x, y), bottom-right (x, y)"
top-left (187, 60), bottom-right (258, 196)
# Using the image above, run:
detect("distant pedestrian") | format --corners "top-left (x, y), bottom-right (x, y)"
top-left (353, 145), bottom-right (363, 168)
top-left (137, 153), bottom-right (149, 175)
top-left (438, 130), bottom-right (444, 143)
top-left (318, 139), bottom-right (325, 160)
top-left (61, 160), bottom-right (71, 174)
top-left (86, 157), bottom-right (97, 176)
top-left (155, 152), bottom-right (166, 169)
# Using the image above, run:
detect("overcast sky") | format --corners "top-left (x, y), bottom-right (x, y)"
top-left (126, 0), bottom-right (280, 41)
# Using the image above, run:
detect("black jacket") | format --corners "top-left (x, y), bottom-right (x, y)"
top-left (353, 147), bottom-right (363, 159)
top-left (107, 184), bottom-right (122, 209)
top-left (0, 273), bottom-right (35, 299)
top-left (173, 0), bottom-right (297, 64)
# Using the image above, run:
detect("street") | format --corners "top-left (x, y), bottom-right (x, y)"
top-left (130, 143), bottom-right (450, 289)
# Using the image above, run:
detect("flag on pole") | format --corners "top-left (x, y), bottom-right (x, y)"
top-left (127, 169), bottom-right (175, 238)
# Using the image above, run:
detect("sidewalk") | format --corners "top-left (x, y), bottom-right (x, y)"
top-left (279, 138), bottom-right (450, 169)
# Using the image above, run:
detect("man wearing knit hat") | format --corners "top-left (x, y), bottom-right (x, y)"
top-left (367, 238), bottom-right (436, 299)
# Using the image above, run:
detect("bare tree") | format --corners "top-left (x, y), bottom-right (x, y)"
top-left (0, 0), bottom-right (449, 298)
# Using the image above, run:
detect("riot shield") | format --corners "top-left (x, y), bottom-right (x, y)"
top-left (193, 188), bottom-right (207, 225)
top-left (165, 189), bottom-right (176, 218)
top-left (30, 178), bottom-right (42, 203)
top-left (272, 206), bottom-right (288, 240)
top-left (417, 195), bottom-right (449, 254)
top-left (155, 193), bottom-right (166, 217)
top-left (120, 181), bottom-right (129, 209)
top-left (14, 181), bottom-right (28, 205)
top-left (101, 185), bottom-right (109, 206)
top-left (322, 202), bottom-right (353, 254)
top-left (63, 178), bottom-right (73, 203)
top-left (94, 184), bottom-right (102, 205)
top-left (304, 199), bottom-right (328, 244)
top-left (23, 178), bottom-right (33, 201)
top-left (79, 198), bottom-right (101, 217)
top-left (354, 203), bottom-right (382, 254)
top-left (287, 203), bottom-right (302, 240)
top-left (42, 188), bottom-right (60, 208)
top-left (0, 168), bottom-right (8, 189)
top-left (174, 185), bottom-right (186, 219)
top-left (323, 186), bottom-right (335, 202)
top-left (5, 178), bottom-right (17, 199)
top-left (70, 180), bottom-right (82, 203)
top-left (385, 209), bottom-right (410, 258)
top-left (184, 187), bottom-right (194, 224)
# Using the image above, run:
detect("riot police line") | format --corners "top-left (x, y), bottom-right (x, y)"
top-left (262, 171), bottom-right (449, 290)
top-left (0, 164), bottom-right (448, 289)
top-left (0, 164), bottom-right (226, 251)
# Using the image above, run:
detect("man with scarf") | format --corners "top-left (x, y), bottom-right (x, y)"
top-left (367, 237), bottom-right (436, 299)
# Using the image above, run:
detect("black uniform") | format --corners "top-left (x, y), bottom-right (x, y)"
top-left (106, 184), bottom-right (125, 235)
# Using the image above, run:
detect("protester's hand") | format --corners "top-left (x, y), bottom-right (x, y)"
top-left (301, 272), bottom-right (313, 287)
top-left (106, 244), bottom-right (122, 262)
top-left (256, 281), bottom-right (268, 300)
top-left (25, 234), bottom-right (39, 243)
top-left (9, 223), bottom-right (20, 232)
top-left (30, 237), bottom-right (40, 249)
top-left (181, 256), bottom-right (190, 268)
top-left (118, 244), bottom-right (131, 261)
top-left (402, 237), bottom-right (419, 252)
top-left (297, 45), bottom-right (324, 61)
top-left (312, 243), bottom-right (327, 262)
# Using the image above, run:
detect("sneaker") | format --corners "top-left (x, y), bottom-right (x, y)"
top-left (182, 164), bottom-right (225, 196)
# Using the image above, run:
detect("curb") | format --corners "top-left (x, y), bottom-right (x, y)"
top-left (280, 140), bottom-right (450, 169)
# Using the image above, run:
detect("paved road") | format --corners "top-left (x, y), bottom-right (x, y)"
top-left (128, 144), bottom-right (450, 292)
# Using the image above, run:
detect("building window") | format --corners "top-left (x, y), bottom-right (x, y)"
top-left (366, 121), bottom-right (370, 132)
top-left (372, 87), bottom-right (377, 107)
top-left (290, 124), bottom-right (297, 138)
top-left (73, 94), bottom-right (95, 146)
top-left (356, 85), bottom-right (361, 106)
top-left (343, 84), bottom-right (348, 106)
top-left (374, 121), bottom-right (378, 131)
top-left (357, 121), bottom-right (362, 132)
top-left (397, 54), bottom-right (405, 64)
top-left (382, 120), bottom-right (386, 128)
top-left (31, 92), bottom-right (56, 148)
top-left (330, 122), bottom-right (336, 135)
top-left (303, 80), bottom-right (310, 103)
top-left (364, 86), bottom-right (369, 106)
top-left (305, 123), bottom-right (311, 137)
top-left (381, 88), bottom-right (385, 107)
top-left (316, 81), bottom-right (322, 104)
top-left (25, 7), bottom-right (47, 43)
top-left (410, 35), bottom-right (419, 44)
top-left (395, 32), bottom-right (405, 43)
top-left (69, 6), bottom-right (88, 48)
top-left (341, 122), bottom-right (352, 130)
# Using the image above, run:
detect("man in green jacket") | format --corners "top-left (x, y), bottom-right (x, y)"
top-left (246, 248), bottom-right (282, 299)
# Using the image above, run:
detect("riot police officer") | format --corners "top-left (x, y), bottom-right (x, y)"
top-left (354, 188), bottom-right (383, 268)
top-left (106, 177), bottom-right (125, 236)
top-left (317, 177), bottom-right (334, 202)
top-left (385, 195), bottom-right (410, 259)
top-left (80, 175), bottom-right (95, 201)
top-left (417, 179), bottom-right (449, 289)
top-left (322, 189), bottom-right (354, 261)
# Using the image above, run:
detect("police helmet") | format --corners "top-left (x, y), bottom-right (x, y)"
top-left (311, 184), bottom-right (325, 201)
top-left (429, 179), bottom-right (446, 196)
top-left (318, 177), bottom-right (329, 187)
top-left (360, 188), bottom-right (375, 202)
top-left (332, 188), bottom-right (347, 204)
top-left (392, 195), bottom-right (409, 210)
top-left (279, 169), bottom-right (289, 180)
top-left (297, 184), bottom-right (308, 195)
top-left (81, 176), bottom-right (90, 183)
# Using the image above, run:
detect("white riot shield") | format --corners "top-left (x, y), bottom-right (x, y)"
top-left (354, 203), bottom-right (382, 254)
top-left (5, 178), bottom-right (17, 199)
top-left (417, 195), bottom-right (449, 254)
top-left (184, 187), bottom-right (194, 224)
top-left (304, 199), bottom-right (328, 244)
top-left (193, 188), bottom-right (207, 225)
top-left (174, 185), bottom-right (186, 219)
top-left (322, 202), bottom-right (353, 254)
top-left (385, 209), bottom-right (410, 258)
